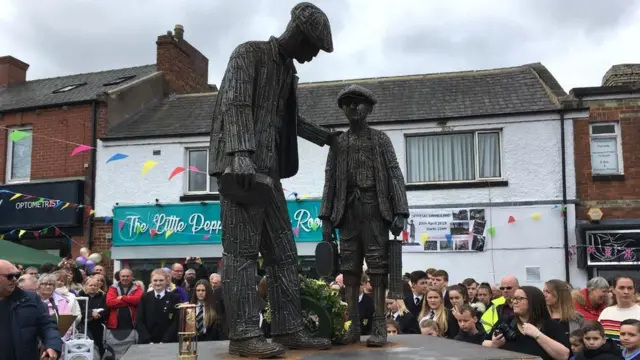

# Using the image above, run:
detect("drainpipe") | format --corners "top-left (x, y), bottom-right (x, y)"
top-left (87, 101), bottom-right (99, 250)
top-left (560, 111), bottom-right (570, 283)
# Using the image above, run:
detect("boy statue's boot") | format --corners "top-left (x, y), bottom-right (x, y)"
top-left (339, 275), bottom-right (361, 344)
top-left (366, 275), bottom-right (388, 347)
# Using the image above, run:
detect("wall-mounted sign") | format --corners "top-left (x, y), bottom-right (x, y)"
top-left (402, 208), bottom-right (487, 252)
top-left (0, 180), bottom-right (84, 231)
top-left (590, 138), bottom-right (619, 174)
top-left (588, 208), bottom-right (604, 222)
top-left (586, 230), bottom-right (640, 266)
top-left (112, 199), bottom-right (324, 246)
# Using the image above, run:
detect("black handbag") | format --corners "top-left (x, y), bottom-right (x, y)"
top-left (315, 227), bottom-right (339, 278)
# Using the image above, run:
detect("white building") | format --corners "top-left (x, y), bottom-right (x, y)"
top-left (95, 63), bottom-right (589, 286)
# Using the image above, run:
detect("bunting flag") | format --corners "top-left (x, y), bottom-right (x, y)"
top-left (420, 233), bottom-right (429, 245)
top-left (169, 167), bottom-right (185, 180)
top-left (507, 216), bottom-right (516, 224)
top-left (165, 231), bottom-right (173, 239)
top-left (149, 229), bottom-right (158, 238)
top-left (141, 160), bottom-right (159, 175)
top-left (104, 216), bottom-right (112, 224)
top-left (292, 227), bottom-right (300, 237)
top-left (0, 225), bottom-right (86, 248)
top-left (9, 130), bottom-right (31, 142)
top-left (202, 234), bottom-right (211, 241)
top-left (106, 153), bottom-right (129, 163)
top-left (487, 227), bottom-right (496, 238)
top-left (531, 213), bottom-right (542, 220)
top-left (71, 144), bottom-right (93, 156)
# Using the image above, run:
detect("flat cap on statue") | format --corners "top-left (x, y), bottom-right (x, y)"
top-left (291, 2), bottom-right (333, 53)
top-left (337, 84), bottom-right (378, 107)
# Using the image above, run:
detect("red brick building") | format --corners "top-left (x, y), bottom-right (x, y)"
top-left (571, 64), bottom-right (640, 279)
top-left (0, 25), bottom-right (210, 269)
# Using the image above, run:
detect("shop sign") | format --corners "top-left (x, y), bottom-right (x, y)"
top-left (0, 180), bottom-right (84, 231)
top-left (112, 199), bottom-right (324, 246)
top-left (586, 229), bottom-right (640, 266)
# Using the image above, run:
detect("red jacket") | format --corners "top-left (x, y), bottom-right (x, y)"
top-left (105, 282), bottom-right (143, 329)
top-left (574, 288), bottom-right (607, 321)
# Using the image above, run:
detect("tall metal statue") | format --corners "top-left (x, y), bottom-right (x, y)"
top-left (319, 85), bottom-right (409, 347)
top-left (208, 2), bottom-right (337, 358)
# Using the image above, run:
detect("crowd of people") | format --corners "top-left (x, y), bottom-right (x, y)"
top-left (355, 269), bottom-right (640, 360)
top-left (2, 258), bottom-right (640, 360)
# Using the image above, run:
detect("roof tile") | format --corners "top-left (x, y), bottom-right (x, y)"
top-left (0, 64), bottom-right (157, 112)
top-left (104, 63), bottom-right (565, 139)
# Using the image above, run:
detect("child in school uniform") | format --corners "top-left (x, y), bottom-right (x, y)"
top-left (570, 329), bottom-right (585, 360)
top-left (620, 319), bottom-right (640, 360)
top-left (420, 318), bottom-right (441, 337)
top-left (453, 304), bottom-right (486, 345)
top-left (575, 320), bottom-right (623, 360)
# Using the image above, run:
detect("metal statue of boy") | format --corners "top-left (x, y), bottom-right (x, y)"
top-left (208, 2), bottom-right (338, 358)
top-left (319, 84), bottom-right (409, 347)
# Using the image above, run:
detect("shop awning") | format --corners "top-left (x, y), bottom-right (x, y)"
top-left (0, 240), bottom-right (61, 266)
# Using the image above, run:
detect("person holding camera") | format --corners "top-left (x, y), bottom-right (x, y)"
top-left (482, 286), bottom-right (571, 360)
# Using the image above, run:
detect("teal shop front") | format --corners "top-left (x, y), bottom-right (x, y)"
top-left (112, 199), bottom-right (324, 246)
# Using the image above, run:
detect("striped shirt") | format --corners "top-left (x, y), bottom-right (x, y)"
top-left (598, 304), bottom-right (640, 344)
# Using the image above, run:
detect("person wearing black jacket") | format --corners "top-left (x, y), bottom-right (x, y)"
top-left (0, 260), bottom-right (62, 360)
top-left (135, 269), bottom-right (181, 344)
top-left (453, 304), bottom-right (486, 345)
top-left (190, 280), bottom-right (222, 341)
top-left (358, 275), bottom-right (375, 336)
top-left (386, 298), bottom-right (419, 334)
top-left (78, 276), bottom-right (109, 357)
top-left (576, 320), bottom-right (623, 360)
top-left (404, 271), bottom-right (428, 317)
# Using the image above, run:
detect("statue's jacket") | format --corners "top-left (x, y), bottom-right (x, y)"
top-left (209, 37), bottom-right (329, 180)
top-left (319, 128), bottom-right (409, 227)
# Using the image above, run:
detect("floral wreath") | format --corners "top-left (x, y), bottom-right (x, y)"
top-left (263, 275), bottom-right (349, 341)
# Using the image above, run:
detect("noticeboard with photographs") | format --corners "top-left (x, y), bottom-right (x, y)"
top-left (401, 208), bottom-right (487, 252)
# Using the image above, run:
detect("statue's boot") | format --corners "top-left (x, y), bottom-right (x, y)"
top-left (366, 279), bottom-right (388, 347)
top-left (229, 336), bottom-right (286, 358)
top-left (272, 329), bottom-right (331, 350)
top-left (365, 315), bottom-right (387, 347)
top-left (336, 285), bottom-right (361, 344)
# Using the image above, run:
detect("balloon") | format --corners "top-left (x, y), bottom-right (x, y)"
top-left (85, 259), bottom-right (95, 270)
top-left (88, 253), bottom-right (102, 264)
top-left (75, 256), bottom-right (87, 266)
top-left (79, 247), bottom-right (90, 257)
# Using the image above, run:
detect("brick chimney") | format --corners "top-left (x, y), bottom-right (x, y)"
top-left (0, 56), bottom-right (29, 87)
top-left (156, 24), bottom-right (210, 94)
top-left (602, 64), bottom-right (640, 87)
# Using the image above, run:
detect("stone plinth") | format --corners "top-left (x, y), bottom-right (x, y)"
top-left (122, 335), bottom-right (541, 360)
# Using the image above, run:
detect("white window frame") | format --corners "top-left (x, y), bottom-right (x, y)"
top-left (405, 130), bottom-right (504, 184)
top-left (183, 148), bottom-right (218, 195)
top-left (589, 122), bottom-right (624, 175)
top-left (5, 126), bottom-right (33, 183)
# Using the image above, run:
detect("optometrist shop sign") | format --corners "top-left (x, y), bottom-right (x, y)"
top-left (112, 200), bottom-right (324, 246)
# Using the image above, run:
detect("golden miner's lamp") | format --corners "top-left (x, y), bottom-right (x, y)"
top-left (176, 303), bottom-right (198, 360)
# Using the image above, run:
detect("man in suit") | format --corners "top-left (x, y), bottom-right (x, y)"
top-left (320, 84), bottom-right (409, 347)
top-left (405, 270), bottom-right (429, 317)
top-left (208, 2), bottom-right (337, 357)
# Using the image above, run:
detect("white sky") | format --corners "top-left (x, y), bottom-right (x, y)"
top-left (1, 0), bottom-right (639, 91)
